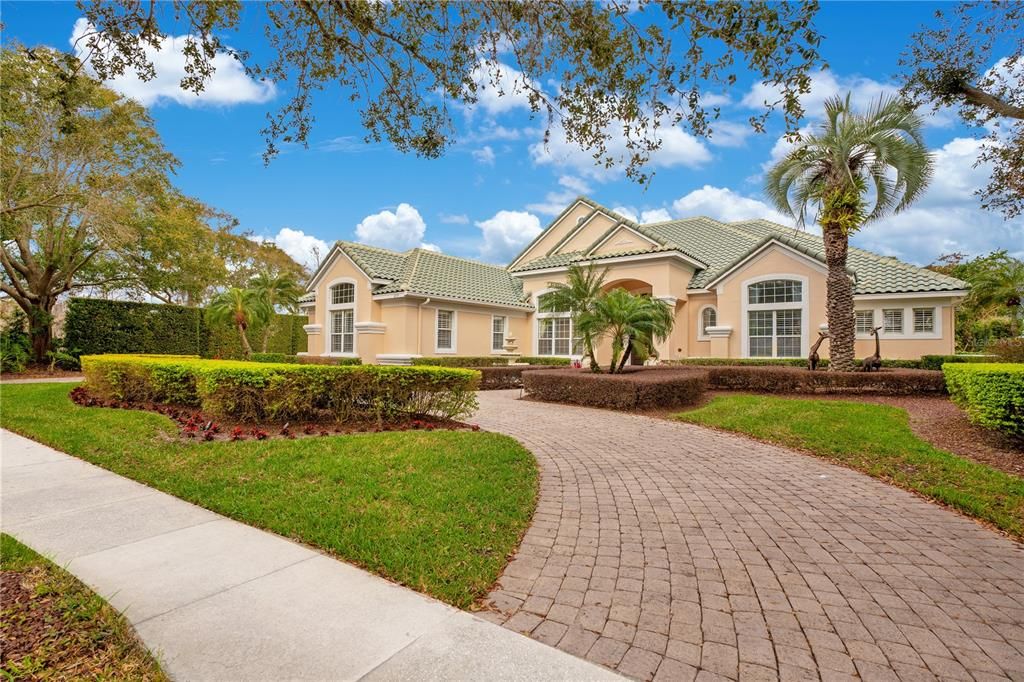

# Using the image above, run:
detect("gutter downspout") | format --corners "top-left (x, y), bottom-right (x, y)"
top-left (417, 298), bottom-right (431, 356)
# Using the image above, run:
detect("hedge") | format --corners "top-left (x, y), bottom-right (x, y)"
top-left (919, 354), bottom-right (999, 371)
top-left (81, 354), bottom-right (479, 423)
top-left (986, 338), bottom-right (1024, 363)
top-left (944, 363), bottom-right (1024, 437)
top-left (250, 353), bottom-right (361, 366)
top-left (64, 297), bottom-right (308, 359)
top-left (703, 365), bottom-right (947, 394)
top-left (523, 368), bottom-right (706, 410)
top-left (413, 356), bottom-right (571, 367)
top-left (667, 357), bottom-right (925, 369)
top-left (476, 365), bottom-right (562, 390)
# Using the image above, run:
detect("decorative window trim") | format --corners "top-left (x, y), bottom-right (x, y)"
top-left (325, 277), bottom-right (357, 357)
top-left (913, 307), bottom-right (935, 334)
top-left (854, 309), bottom-right (875, 335)
top-left (740, 273), bottom-right (809, 358)
top-left (853, 303), bottom-right (941, 340)
top-left (491, 315), bottom-right (508, 354)
top-left (697, 304), bottom-right (718, 341)
top-left (435, 308), bottom-right (456, 354)
top-left (883, 308), bottom-right (904, 334)
top-left (532, 288), bottom-right (574, 357)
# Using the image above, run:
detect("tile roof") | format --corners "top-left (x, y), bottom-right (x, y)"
top-left (512, 201), bottom-right (968, 296)
top-left (337, 242), bottom-right (407, 281)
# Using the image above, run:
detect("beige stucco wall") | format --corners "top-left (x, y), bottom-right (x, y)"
top-left (557, 213), bottom-right (621, 253)
top-left (591, 227), bottom-right (659, 256)
top-left (512, 202), bottom-right (593, 266)
top-left (307, 249), bottom-right (382, 362)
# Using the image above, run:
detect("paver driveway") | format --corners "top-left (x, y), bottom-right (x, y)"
top-left (474, 390), bottom-right (1024, 681)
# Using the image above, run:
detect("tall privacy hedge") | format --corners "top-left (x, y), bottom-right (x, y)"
top-left (65, 297), bottom-right (307, 359)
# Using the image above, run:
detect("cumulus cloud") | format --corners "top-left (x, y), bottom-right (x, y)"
top-left (355, 203), bottom-right (428, 251)
top-left (419, 242), bottom-right (442, 253)
top-left (466, 61), bottom-right (538, 116)
top-left (439, 213), bottom-right (469, 225)
top-left (558, 175), bottom-right (592, 195)
top-left (525, 177), bottom-right (593, 216)
top-left (476, 210), bottom-right (542, 263)
top-left (611, 206), bottom-right (672, 223)
top-left (70, 18), bottom-right (275, 107)
top-left (670, 185), bottom-right (795, 226)
top-left (706, 120), bottom-right (753, 148)
top-left (250, 227), bottom-right (327, 270)
top-left (471, 145), bottom-right (496, 165)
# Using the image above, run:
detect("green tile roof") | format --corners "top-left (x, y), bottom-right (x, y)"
top-left (337, 242), bottom-right (407, 281)
top-left (512, 201), bottom-right (968, 296)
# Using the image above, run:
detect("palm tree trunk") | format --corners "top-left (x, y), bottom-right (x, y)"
top-left (238, 324), bottom-right (254, 359)
top-left (617, 338), bottom-right (633, 373)
top-left (821, 222), bottom-right (856, 371)
top-left (261, 326), bottom-right (272, 353)
top-left (583, 336), bottom-right (599, 372)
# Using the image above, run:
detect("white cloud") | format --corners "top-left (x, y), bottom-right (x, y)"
top-left (558, 175), bottom-right (592, 195)
top-left (466, 61), bottom-right (538, 116)
top-left (472, 145), bottom-right (496, 165)
top-left (530, 123), bottom-right (712, 180)
top-left (476, 210), bottom-right (542, 263)
top-left (70, 18), bottom-right (275, 107)
top-left (439, 213), bottom-right (469, 225)
top-left (419, 242), bottom-right (442, 253)
top-left (250, 227), bottom-right (327, 270)
top-left (706, 120), bottom-right (753, 148)
top-left (670, 185), bottom-right (795, 226)
top-left (355, 203), bottom-right (428, 251)
top-left (611, 206), bottom-right (672, 223)
top-left (526, 190), bottom-right (576, 217)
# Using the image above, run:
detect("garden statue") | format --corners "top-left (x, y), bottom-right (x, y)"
top-left (860, 326), bottom-right (883, 372)
top-left (807, 331), bottom-right (830, 371)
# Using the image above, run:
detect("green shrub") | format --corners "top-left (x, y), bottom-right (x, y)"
top-left (667, 357), bottom-right (924, 369)
top-left (250, 352), bottom-right (300, 364)
top-left (66, 298), bottom-right (207, 356)
top-left (703, 365), bottom-right (947, 395)
top-left (205, 313), bottom-right (308, 359)
top-left (296, 355), bottom-right (362, 366)
top-left (944, 363), bottom-right (1024, 437)
top-left (0, 310), bottom-right (30, 373)
top-left (986, 338), bottom-right (1024, 363)
top-left (523, 368), bottom-right (707, 410)
top-left (517, 356), bottom-right (572, 366)
top-left (414, 356), bottom-right (509, 367)
top-left (919, 354), bottom-right (998, 371)
top-left (81, 355), bottom-right (478, 423)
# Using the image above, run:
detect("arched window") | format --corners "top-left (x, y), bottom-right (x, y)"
top-left (700, 306), bottom-right (717, 337)
top-left (745, 277), bottom-right (805, 358)
top-left (536, 292), bottom-right (573, 356)
top-left (327, 280), bottom-right (356, 354)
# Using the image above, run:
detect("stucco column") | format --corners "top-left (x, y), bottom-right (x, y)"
top-left (655, 295), bottom-right (678, 363)
top-left (705, 325), bottom-right (733, 358)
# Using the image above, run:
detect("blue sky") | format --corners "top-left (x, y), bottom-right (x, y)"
top-left (4, 1), bottom-right (1022, 269)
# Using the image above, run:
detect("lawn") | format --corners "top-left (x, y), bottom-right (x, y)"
top-left (0, 383), bottom-right (537, 608)
top-left (1, 533), bottom-right (166, 680)
top-left (675, 395), bottom-right (1024, 539)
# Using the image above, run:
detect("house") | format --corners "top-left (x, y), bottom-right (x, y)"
top-left (300, 197), bottom-right (968, 364)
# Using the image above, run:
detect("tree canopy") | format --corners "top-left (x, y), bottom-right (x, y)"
top-left (76, 0), bottom-right (823, 183)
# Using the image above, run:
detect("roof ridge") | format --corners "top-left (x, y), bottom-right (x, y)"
top-left (336, 239), bottom-right (408, 257)
top-left (411, 246), bottom-right (515, 273)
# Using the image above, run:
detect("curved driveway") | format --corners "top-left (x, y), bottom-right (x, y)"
top-left (473, 390), bottom-right (1024, 681)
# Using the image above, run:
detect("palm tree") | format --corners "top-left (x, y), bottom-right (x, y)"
top-left (587, 289), bottom-right (675, 373)
top-left (968, 253), bottom-right (1024, 334)
top-left (250, 272), bottom-right (304, 352)
top-left (542, 264), bottom-right (607, 371)
top-left (764, 94), bottom-right (933, 371)
top-left (206, 287), bottom-right (273, 358)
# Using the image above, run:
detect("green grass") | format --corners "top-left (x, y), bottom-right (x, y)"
top-left (1, 533), bottom-right (167, 680)
top-left (675, 395), bottom-right (1024, 539)
top-left (0, 383), bottom-right (537, 607)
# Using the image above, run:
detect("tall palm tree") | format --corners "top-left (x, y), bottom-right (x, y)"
top-left (764, 94), bottom-right (933, 371)
top-left (968, 253), bottom-right (1024, 333)
top-left (542, 264), bottom-right (607, 371)
top-left (206, 287), bottom-right (273, 359)
top-left (250, 272), bottom-right (304, 352)
top-left (587, 289), bottom-right (675, 373)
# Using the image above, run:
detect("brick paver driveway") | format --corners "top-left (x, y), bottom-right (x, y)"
top-left (474, 390), bottom-right (1024, 681)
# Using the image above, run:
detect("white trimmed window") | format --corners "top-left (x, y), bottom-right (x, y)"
top-left (700, 306), bottom-right (717, 337)
top-left (326, 279), bottom-right (357, 355)
top-left (883, 309), bottom-right (904, 334)
top-left (331, 282), bottom-right (354, 305)
top-left (745, 278), bottom-right (804, 358)
top-left (331, 310), bottom-right (354, 353)
top-left (436, 309), bottom-right (455, 352)
top-left (913, 307), bottom-right (935, 333)
top-left (855, 310), bottom-right (875, 334)
top-left (492, 316), bottom-right (507, 352)
top-left (536, 292), bottom-right (575, 356)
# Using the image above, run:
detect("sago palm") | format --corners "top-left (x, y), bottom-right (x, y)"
top-left (764, 94), bottom-right (933, 371)
top-left (587, 288), bottom-right (675, 373)
top-left (250, 272), bottom-right (303, 352)
top-left (206, 287), bottom-right (273, 358)
top-left (541, 264), bottom-right (607, 371)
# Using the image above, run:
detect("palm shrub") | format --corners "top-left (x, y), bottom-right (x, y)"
top-left (250, 272), bottom-right (305, 352)
top-left (205, 288), bottom-right (273, 359)
top-left (967, 254), bottom-right (1024, 336)
top-left (765, 94), bottom-right (933, 371)
top-left (541, 264), bottom-right (607, 371)
top-left (587, 289), bottom-right (675, 373)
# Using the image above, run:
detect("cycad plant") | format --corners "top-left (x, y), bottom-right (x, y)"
top-left (250, 272), bottom-right (304, 352)
top-left (206, 287), bottom-right (273, 358)
top-left (764, 94), bottom-right (933, 371)
top-left (541, 264), bottom-right (607, 371)
top-left (587, 288), bottom-right (675, 373)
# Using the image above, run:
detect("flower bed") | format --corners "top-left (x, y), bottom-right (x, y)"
top-left (523, 367), bottom-right (707, 410)
top-left (81, 354), bottom-right (479, 423)
top-left (944, 363), bottom-right (1024, 437)
top-left (703, 365), bottom-right (947, 395)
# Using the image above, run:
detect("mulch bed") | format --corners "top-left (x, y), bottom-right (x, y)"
top-left (69, 386), bottom-right (478, 442)
top-left (0, 367), bottom-right (83, 380)
top-left (709, 390), bottom-right (1024, 478)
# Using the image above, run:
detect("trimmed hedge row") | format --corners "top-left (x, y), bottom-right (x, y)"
top-left (476, 365), bottom-right (563, 390)
top-left (250, 353), bottom-right (362, 366)
top-left (986, 338), bottom-right (1024, 363)
top-left (944, 363), bottom-right (1024, 437)
top-left (64, 297), bottom-right (308, 359)
top-left (668, 356), bottom-right (964, 370)
top-left (703, 365), bottom-right (947, 394)
top-left (523, 368), bottom-right (707, 410)
top-left (81, 355), bottom-right (479, 423)
top-left (919, 354), bottom-right (999, 371)
top-left (413, 356), bottom-right (571, 367)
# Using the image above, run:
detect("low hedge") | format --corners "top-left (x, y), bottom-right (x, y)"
top-left (414, 356), bottom-right (571, 368)
top-left (668, 357), bottom-right (925, 369)
top-left (81, 355), bottom-right (478, 423)
top-left (477, 365), bottom-right (562, 390)
top-left (250, 353), bottom-right (361, 366)
top-left (919, 354), bottom-right (998, 371)
top-left (986, 338), bottom-right (1024, 363)
top-left (702, 365), bottom-right (947, 394)
top-left (523, 368), bottom-right (706, 410)
top-left (944, 363), bottom-right (1024, 437)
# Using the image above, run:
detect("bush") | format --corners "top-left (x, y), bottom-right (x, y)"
top-left (0, 310), bottom-right (31, 373)
top-left (250, 353), bottom-right (301, 364)
top-left (81, 355), bottom-right (478, 423)
top-left (919, 354), bottom-right (999, 371)
top-left (703, 365), bottom-right (947, 394)
top-left (414, 355), bottom-right (572, 368)
top-left (518, 356), bottom-right (572, 366)
top-left (65, 298), bottom-right (207, 357)
top-left (205, 313), bottom-right (308, 359)
top-left (986, 338), bottom-right (1024, 363)
top-left (944, 363), bottom-right (1024, 437)
top-left (296, 355), bottom-right (362, 366)
top-left (523, 368), bottom-right (706, 410)
top-left (668, 357), bottom-right (924, 369)
top-left (476, 365), bottom-right (562, 390)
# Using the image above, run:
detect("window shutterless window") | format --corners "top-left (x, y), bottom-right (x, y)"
top-left (436, 310), bottom-right (454, 350)
top-left (701, 307), bottom-right (717, 335)
top-left (855, 310), bottom-right (874, 334)
top-left (492, 316), bottom-right (506, 352)
top-left (883, 309), bottom-right (903, 334)
top-left (331, 282), bottom-right (354, 305)
top-left (331, 310), bottom-right (354, 353)
top-left (747, 279), bottom-right (802, 304)
top-left (913, 307), bottom-right (935, 333)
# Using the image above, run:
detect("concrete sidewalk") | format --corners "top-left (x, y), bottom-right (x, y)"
top-left (0, 428), bottom-right (620, 681)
